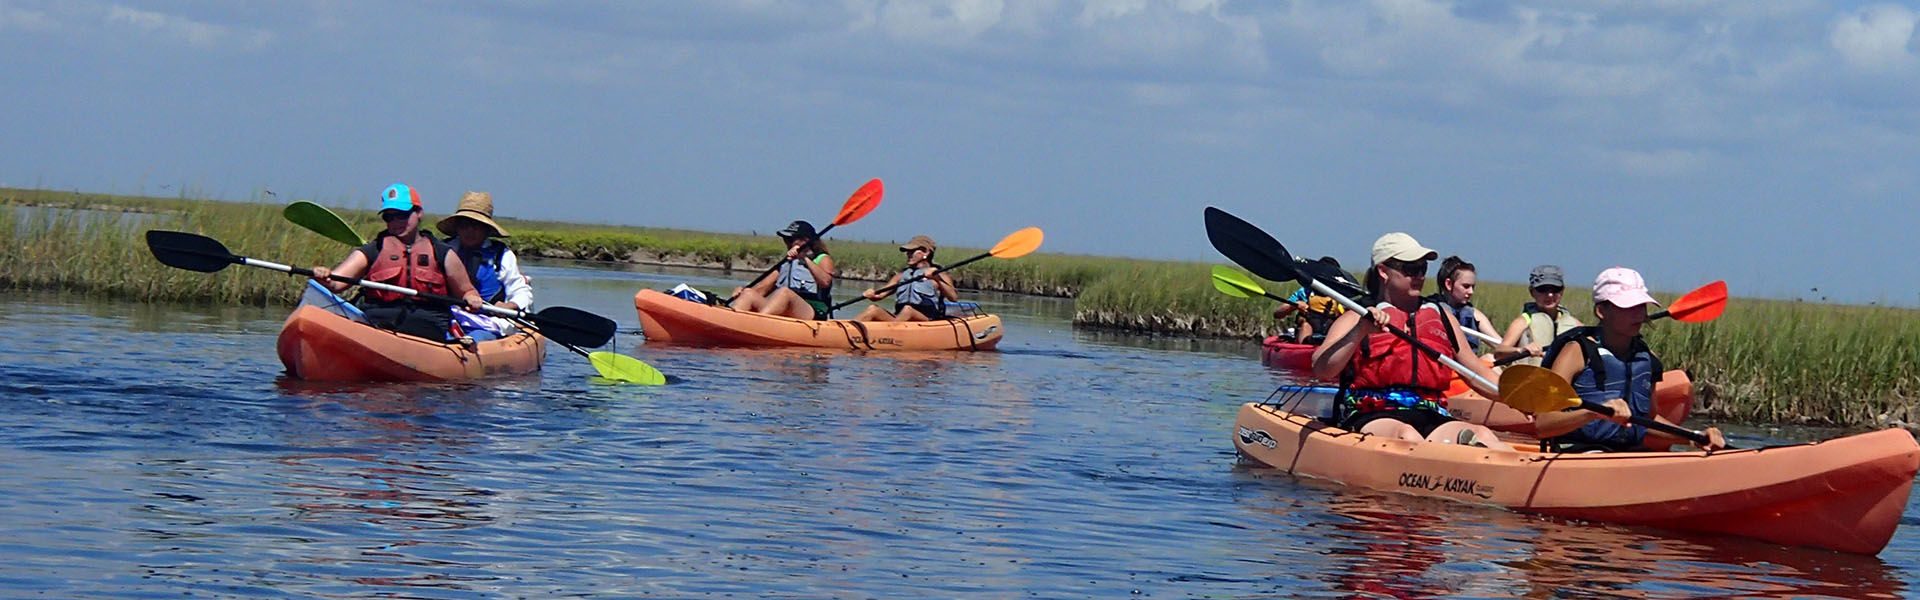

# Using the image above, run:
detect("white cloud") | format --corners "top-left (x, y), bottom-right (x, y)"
top-left (104, 4), bottom-right (272, 50)
top-left (873, 0), bottom-right (1006, 45)
top-left (0, 4), bottom-right (58, 32)
top-left (1830, 4), bottom-right (1918, 72)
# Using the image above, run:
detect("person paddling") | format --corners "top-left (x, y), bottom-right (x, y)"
top-left (309, 184), bottom-right (486, 341)
top-left (1535, 267), bottom-right (1727, 451)
top-left (853, 235), bottom-right (958, 322)
top-left (732, 220), bottom-right (836, 320)
top-left (1273, 256), bottom-right (1347, 344)
top-left (1500, 264), bottom-right (1582, 366)
top-left (1312, 233), bottom-right (1511, 449)
top-left (435, 191), bottom-right (532, 341)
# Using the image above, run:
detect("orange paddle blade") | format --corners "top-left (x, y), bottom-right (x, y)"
top-left (833, 179), bottom-right (884, 226)
top-left (988, 227), bottom-right (1044, 259)
top-left (1666, 280), bottom-right (1727, 323)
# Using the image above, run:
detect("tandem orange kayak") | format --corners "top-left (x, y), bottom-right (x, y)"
top-left (1233, 402), bottom-right (1920, 554)
top-left (634, 289), bottom-right (1003, 351)
top-left (275, 305), bottom-right (547, 381)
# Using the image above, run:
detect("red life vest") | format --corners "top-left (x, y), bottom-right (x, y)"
top-left (364, 234), bottom-right (448, 303)
top-left (1346, 304), bottom-right (1455, 396)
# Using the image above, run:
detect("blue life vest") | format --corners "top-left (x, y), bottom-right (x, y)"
top-left (456, 240), bottom-right (510, 303)
top-left (1544, 326), bottom-right (1664, 451)
top-left (1426, 293), bottom-right (1480, 352)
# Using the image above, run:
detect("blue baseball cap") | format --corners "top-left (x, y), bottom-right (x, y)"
top-left (379, 183), bottom-right (421, 213)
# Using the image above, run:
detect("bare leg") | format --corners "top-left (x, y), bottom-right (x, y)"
top-left (731, 287), bottom-right (768, 311)
top-left (894, 305), bottom-right (932, 322)
top-left (1357, 419), bottom-right (1424, 442)
top-left (853, 305), bottom-right (895, 322)
top-left (759, 288), bottom-right (818, 320)
top-left (1426, 421), bottom-right (1513, 451)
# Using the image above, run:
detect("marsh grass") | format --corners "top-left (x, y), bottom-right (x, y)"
top-left (7, 188), bottom-right (1915, 427)
top-left (3, 189), bottom-right (341, 305)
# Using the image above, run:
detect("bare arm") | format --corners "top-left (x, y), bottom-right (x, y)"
top-left (807, 254), bottom-right (835, 289)
top-left (1311, 310), bottom-right (1368, 380)
top-left (932, 270), bottom-right (958, 301)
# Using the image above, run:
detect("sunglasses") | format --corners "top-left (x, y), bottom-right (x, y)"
top-left (1384, 260), bottom-right (1427, 277)
top-left (380, 210), bottom-right (413, 222)
top-left (1532, 285), bottom-right (1565, 294)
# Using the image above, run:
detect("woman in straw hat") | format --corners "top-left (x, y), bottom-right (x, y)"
top-left (436, 191), bottom-right (533, 341)
top-left (853, 234), bottom-right (958, 322)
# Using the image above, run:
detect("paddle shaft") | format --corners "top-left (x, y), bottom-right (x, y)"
top-left (725, 224), bottom-right (838, 305)
top-left (1305, 278), bottom-right (1497, 391)
top-left (1574, 397), bottom-right (1715, 447)
top-left (827, 251), bottom-right (988, 312)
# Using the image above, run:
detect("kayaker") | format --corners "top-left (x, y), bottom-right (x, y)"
top-left (1423, 256), bottom-right (1516, 360)
top-left (1273, 256), bottom-right (1347, 344)
top-left (1536, 267), bottom-right (1727, 451)
top-left (852, 234), bottom-right (958, 322)
top-left (1500, 264), bottom-right (1582, 366)
top-left (309, 183), bottom-right (486, 341)
top-left (435, 191), bottom-right (532, 341)
top-left (732, 220), bottom-right (836, 320)
top-left (1312, 233), bottom-right (1511, 449)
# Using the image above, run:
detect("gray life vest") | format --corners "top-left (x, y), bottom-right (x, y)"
top-left (1544, 326), bottom-right (1664, 450)
top-left (775, 254), bottom-right (831, 304)
top-left (893, 266), bottom-right (945, 310)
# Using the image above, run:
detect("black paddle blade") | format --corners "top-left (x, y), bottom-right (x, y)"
top-left (146, 230), bottom-right (239, 273)
top-left (526, 306), bottom-right (617, 348)
top-left (1294, 256), bottom-right (1365, 298)
top-left (1202, 207), bottom-right (1303, 285)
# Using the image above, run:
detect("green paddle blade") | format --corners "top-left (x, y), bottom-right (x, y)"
top-left (1210, 265), bottom-right (1264, 298)
top-left (589, 351), bottom-right (666, 385)
top-left (284, 201), bottom-right (366, 246)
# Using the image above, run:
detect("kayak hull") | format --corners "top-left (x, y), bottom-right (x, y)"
top-left (1233, 402), bottom-right (1919, 554)
top-left (634, 289), bottom-right (1002, 351)
top-left (276, 305), bottom-right (546, 381)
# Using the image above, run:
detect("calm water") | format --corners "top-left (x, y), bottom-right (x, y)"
top-left (1, 260), bottom-right (1916, 599)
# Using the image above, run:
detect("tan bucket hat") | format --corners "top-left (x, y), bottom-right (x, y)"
top-left (899, 234), bottom-right (937, 254)
top-left (435, 191), bottom-right (510, 238)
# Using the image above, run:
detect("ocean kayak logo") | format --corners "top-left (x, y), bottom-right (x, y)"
top-left (972, 326), bottom-right (999, 340)
top-left (1237, 426), bottom-right (1277, 449)
top-left (1398, 472), bottom-right (1493, 499)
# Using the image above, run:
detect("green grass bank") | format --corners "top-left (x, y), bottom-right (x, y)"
top-left (5, 188), bottom-right (1916, 429)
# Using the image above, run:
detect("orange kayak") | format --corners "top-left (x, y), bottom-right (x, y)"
top-left (276, 305), bottom-right (547, 381)
top-left (634, 289), bottom-right (1003, 351)
top-left (1260, 336), bottom-right (1313, 371)
top-left (1233, 402), bottom-right (1920, 554)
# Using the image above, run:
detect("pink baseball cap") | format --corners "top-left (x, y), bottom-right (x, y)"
top-left (1593, 267), bottom-right (1661, 308)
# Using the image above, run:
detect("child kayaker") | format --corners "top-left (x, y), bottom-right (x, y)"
top-left (853, 235), bottom-right (958, 322)
top-left (1535, 267), bottom-right (1727, 451)
top-left (1273, 256), bottom-right (1347, 344)
top-left (1312, 233), bottom-right (1512, 449)
top-left (1500, 264), bottom-right (1583, 366)
top-left (732, 220), bottom-right (836, 320)
top-left (309, 183), bottom-right (487, 341)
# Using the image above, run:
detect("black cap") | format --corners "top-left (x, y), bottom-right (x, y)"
top-left (777, 220), bottom-right (817, 240)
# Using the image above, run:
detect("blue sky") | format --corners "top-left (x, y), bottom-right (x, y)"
top-left (3, 1), bottom-right (1916, 305)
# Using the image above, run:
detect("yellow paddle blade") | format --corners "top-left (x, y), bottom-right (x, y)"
top-left (988, 227), bottom-right (1044, 258)
top-left (1209, 265), bottom-right (1265, 298)
top-left (589, 351), bottom-right (666, 385)
top-left (1496, 365), bottom-right (1582, 414)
